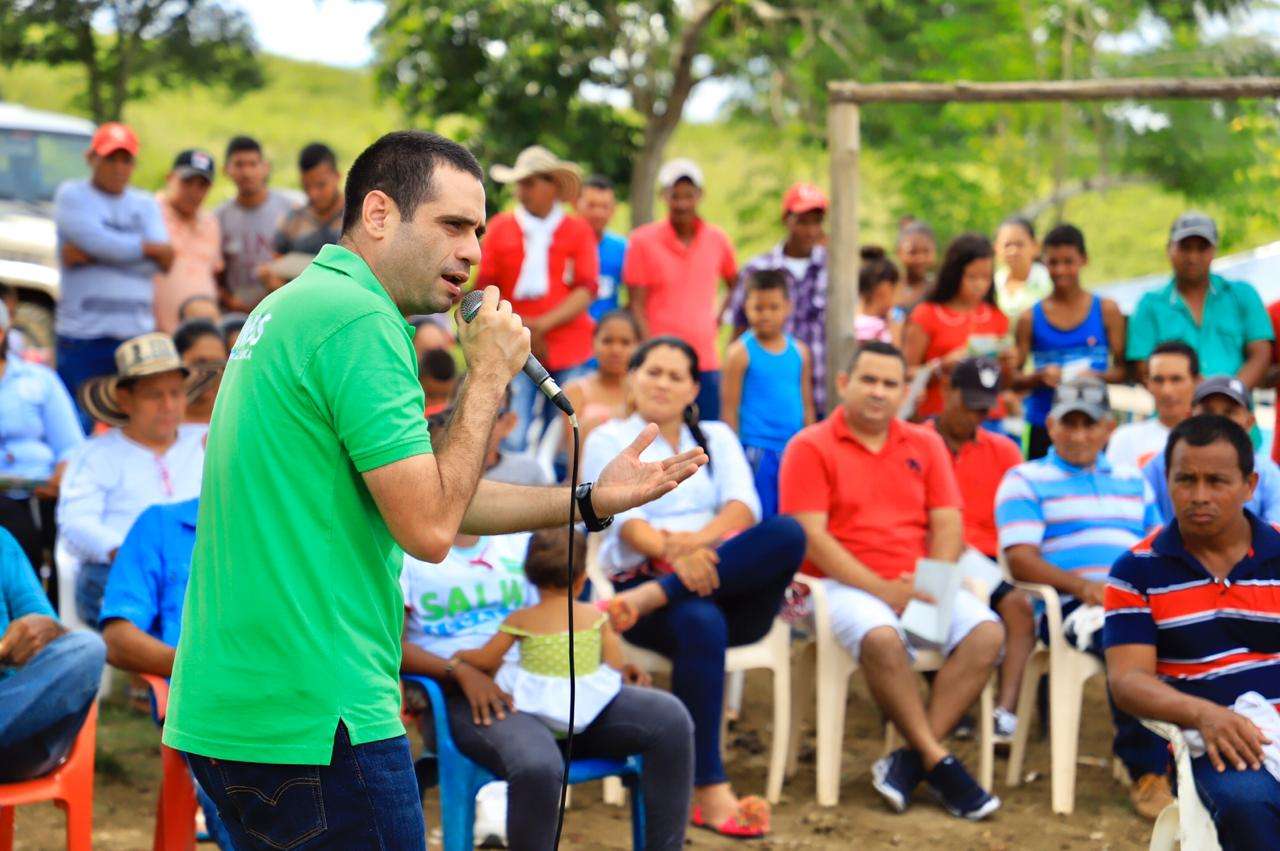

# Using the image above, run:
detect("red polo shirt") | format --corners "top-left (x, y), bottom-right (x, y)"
top-left (780, 413), bottom-right (963, 580)
top-left (477, 211), bottom-right (599, 371)
top-left (928, 421), bottom-right (1023, 558)
top-left (622, 218), bottom-right (737, 370)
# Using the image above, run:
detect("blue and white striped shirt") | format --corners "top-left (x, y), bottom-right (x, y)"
top-left (995, 448), bottom-right (1159, 603)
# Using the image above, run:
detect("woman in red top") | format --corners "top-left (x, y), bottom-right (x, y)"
top-left (904, 233), bottom-right (1010, 419)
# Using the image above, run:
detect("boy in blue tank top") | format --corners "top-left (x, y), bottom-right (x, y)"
top-left (1009, 224), bottom-right (1127, 459)
top-left (722, 270), bottom-right (815, 517)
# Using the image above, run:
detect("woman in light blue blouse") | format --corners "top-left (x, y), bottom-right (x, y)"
top-left (583, 336), bottom-right (804, 839)
top-left (0, 302), bottom-right (85, 595)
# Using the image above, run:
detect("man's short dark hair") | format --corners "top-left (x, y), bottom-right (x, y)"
top-left (341, 131), bottom-right (483, 235)
top-left (1043, 223), bottom-right (1087, 256)
top-left (523, 526), bottom-right (586, 590)
top-left (225, 135), bottom-right (262, 160)
top-left (299, 142), bottom-right (337, 173)
top-left (1165, 413), bottom-right (1254, 478)
top-left (745, 268), bottom-right (789, 295)
top-left (846, 340), bottom-right (906, 374)
top-left (584, 174), bottom-right (614, 192)
top-left (1151, 340), bottom-right (1201, 377)
top-left (419, 347), bottom-right (457, 381)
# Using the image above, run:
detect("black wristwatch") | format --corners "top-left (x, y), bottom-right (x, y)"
top-left (575, 482), bottom-right (614, 532)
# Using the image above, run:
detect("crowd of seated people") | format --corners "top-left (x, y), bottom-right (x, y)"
top-left (7, 118), bottom-right (1280, 851)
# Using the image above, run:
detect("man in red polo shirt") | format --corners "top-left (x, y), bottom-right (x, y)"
top-left (481, 146), bottom-right (599, 451)
top-left (623, 158), bottom-right (737, 419)
top-left (930, 357), bottom-right (1035, 744)
top-left (780, 340), bottom-right (1003, 820)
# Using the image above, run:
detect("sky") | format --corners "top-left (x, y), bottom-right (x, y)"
top-left (232, 0), bottom-right (732, 122)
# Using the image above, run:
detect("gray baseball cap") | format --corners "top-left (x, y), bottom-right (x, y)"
top-left (1169, 211), bottom-right (1218, 247)
top-left (1193, 375), bottom-right (1252, 411)
top-left (1048, 375), bottom-right (1112, 423)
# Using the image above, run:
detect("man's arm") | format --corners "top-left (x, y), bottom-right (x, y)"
top-left (720, 341), bottom-right (748, 434)
top-left (1005, 543), bottom-right (1105, 606)
top-left (1237, 339), bottom-right (1272, 390)
top-left (101, 620), bottom-right (175, 677)
top-left (627, 288), bottom-right (650, 339)
top-left (790, 512), bottom-right (927, 614)
top-left (56, 189), bottom-right (148, 266)
top-left (56, 453), bottom-right (124, 564)
top-left (799, 341), bottom-right (816, 425)
top-left (1107, 643), bottom-right (1269, 772)
top-left (529, 288), bottom-right (592, 336)
top-left (926, 506), bottom-right (964, 562)
top-left (1100, 299), bottom-right (1129, 384)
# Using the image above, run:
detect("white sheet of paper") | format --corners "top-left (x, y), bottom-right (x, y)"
top-left (959, 549), bottom-right (1003, 597)
top-left (901, 558), bottom-right (962, 647)
top-left (1061, 357), bottom-right (1094, 382)
top-left (899, 361), bottom-right (936, 420)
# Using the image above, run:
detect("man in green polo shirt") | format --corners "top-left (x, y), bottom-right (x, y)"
top-left (1127, 212), bottom-right (1273, 387)
top-left (163, 131), bottom-right (706, 850)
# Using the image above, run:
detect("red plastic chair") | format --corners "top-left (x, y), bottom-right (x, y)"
top-left (0, 701), bottom-right (98, 851)
top-left (140, 674), bottom-right (197, 851)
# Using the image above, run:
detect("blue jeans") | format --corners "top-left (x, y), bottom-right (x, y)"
top-left (440, 684), bottom-right (694, 851)
top-left (695, 370), bottom-right (721, 422)
top-left (618, 516), bottom-right (804, 785)
top-left (502, 363), bottom-right (592, 454)
top-left (1192, 756), bottom-right (1280, 851)
top-left (56, 335), bottom-right (122, 433)
top-left (75, 561), bottom-right (111, 629)
top-left (743, 445), bottom-right (782, 520)
top-left (0, 630), bottom-right (105, 782)
top-left (1039, 599), bottom-right (1169, 779)
top-left (185, 723), bottom-right (424, 850)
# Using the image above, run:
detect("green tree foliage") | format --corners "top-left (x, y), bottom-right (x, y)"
top-left (0, 0), bottom-right (263, 123)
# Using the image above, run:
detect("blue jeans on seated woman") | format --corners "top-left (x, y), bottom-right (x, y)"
top-left (0, 630), bottom-right (105, 782)
top-left (615, 515), bottom-right (805, 787)
top-left (186, 722), bottom-right (424, 850)
top-left (1192, 756), bottom-right (1280, 851)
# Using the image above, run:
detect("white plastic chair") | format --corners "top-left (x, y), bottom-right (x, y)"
top-left (54, 537), bottom-right (114, 696)
top-left (1142, 719), bottom-right (1221, 851)
top-left (586, 536), bottom-right (793, 805)
top-left (533, 414), bottom-right (565, 484)
top-left (1004, 581), bottom-right (1106, 814)
top-left (793, 574), bottom-right (995, 806)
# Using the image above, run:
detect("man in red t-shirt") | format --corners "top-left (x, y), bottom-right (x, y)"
top-left (623, 159), bottom-right (737, 420)
top-left (780, 341), bottom-right (1002, 820)
top-left (930, 358), bottom-right (1035, 744)
top-left (481, 146), bottom-right (599, 451)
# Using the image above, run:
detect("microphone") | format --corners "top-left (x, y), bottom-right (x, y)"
top-left (459, 290), bottom-right (575, 416)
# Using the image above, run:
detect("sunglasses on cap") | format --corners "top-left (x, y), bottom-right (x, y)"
top-left (1055, 382), bottom-right (1108, 407)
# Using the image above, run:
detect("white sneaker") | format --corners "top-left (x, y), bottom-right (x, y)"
top-left (474, 781), bottom-right (508, 848)
top-left (993, 707), bottom-right (1018, 744)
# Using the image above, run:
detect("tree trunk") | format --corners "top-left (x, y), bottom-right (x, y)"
top-left (76, 19), bottom-right (105, 123)
top-left (629, 118), bottom-right (680, 228)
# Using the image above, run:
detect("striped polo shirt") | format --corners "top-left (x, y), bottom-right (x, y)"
top-left (995, 448), bottom-right (1159, 603)
top-left (1104, 514), bottom-right (1280, 708)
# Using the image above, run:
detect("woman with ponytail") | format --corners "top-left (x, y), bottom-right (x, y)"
top-left (582, 336), bottom-right (804, 840)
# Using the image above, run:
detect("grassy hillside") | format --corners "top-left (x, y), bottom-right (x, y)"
top-left (4, 54), bottom-right (1277, 284)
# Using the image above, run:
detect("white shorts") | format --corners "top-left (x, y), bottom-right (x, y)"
top-left (823, 579), bottom-right (1000, 665)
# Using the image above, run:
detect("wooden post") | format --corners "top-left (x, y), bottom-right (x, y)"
top-left (826, 100), bottom-right (860, 405)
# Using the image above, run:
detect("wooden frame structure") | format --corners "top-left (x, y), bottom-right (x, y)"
top-left (825, 76), bottom-right (1280, 400)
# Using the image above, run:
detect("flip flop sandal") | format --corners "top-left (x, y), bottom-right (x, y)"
top-left (690, 796), bottom-right (771, 839)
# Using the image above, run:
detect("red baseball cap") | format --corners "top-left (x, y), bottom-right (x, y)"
top-left (89, 122), bottom-right (139, 158)
top-left (781, 182), bottom-right (828, 217)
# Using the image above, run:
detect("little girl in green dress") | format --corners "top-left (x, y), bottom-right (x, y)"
top-left (458, 527), bottom-right (639, 734)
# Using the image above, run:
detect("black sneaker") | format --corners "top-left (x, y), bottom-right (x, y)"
top-left (925, 755), bottom-right (1001, 820)
top-left (871, 747), bottom-right (924, 813)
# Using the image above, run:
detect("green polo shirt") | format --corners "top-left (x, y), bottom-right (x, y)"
top-left (164, 244), bottom-right (432, 764)
top-left (1126, 273), bottom-right (1273, 377)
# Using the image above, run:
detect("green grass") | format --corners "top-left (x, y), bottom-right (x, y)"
top-left (4, 54), bottom-right (1278, 283)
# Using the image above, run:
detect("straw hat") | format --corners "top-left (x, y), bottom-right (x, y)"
top-left (77, 332), bottom-right (220, 427)
top-left (489, 146), bottom-right (583, 201)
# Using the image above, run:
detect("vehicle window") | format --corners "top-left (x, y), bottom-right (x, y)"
top-left (0, 128), bottom-right (90, 204)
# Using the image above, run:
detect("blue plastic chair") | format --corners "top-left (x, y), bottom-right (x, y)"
top-left (402, 674), bottom-right (647, 851)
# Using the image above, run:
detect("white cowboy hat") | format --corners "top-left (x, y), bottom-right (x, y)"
top-left (489, 146), bottom-right (583, 202)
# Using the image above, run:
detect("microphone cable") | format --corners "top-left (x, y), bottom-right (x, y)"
top-left (550, 414), bottom-right (581, 849)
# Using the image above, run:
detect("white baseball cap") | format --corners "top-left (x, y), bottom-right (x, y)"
top-left (657, 158), bottom-right (704, 190)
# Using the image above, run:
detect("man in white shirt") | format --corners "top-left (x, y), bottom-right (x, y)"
top-left (57, 333), bottom-right (214, 626)
top-left (1106, 340), bottom-right (1199, 470)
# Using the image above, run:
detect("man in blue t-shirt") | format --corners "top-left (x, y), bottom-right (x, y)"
top-left (0, 528), bottom-right (104, 781)
top-left (574, 174), bottom-right (627, 320)
top-left (98, 497), bottom-right (233, 850)
top-left (54, 122), bottom-right (173, 425)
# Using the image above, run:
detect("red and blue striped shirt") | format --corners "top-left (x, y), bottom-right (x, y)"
top-left (1104, 512), bottom-right (1280, 709)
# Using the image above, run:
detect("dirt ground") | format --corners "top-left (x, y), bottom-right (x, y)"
top-left (12, 673), bottom-right (1153, 850)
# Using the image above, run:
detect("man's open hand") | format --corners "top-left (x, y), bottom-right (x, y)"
top-left (1195, 702), bottom-right (1270, 772)
top-left (591, 423), bottom-right (707, 517)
